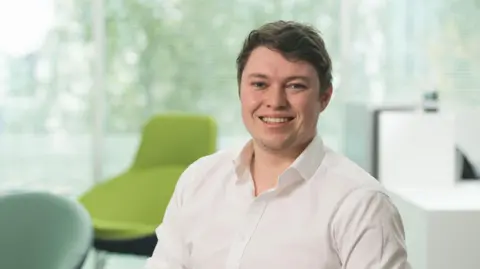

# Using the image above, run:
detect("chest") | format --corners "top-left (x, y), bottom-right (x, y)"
top-left (182, 188), bottom-right (340, 269)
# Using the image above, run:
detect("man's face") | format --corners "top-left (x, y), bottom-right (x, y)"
top-left (239, 46), bottom-right (332, 152)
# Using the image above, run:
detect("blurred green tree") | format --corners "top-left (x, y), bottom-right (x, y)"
top-left (76, 0), bottom-right (341, 137)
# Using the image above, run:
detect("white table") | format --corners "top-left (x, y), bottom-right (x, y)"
top-left (388, 183), bottom-right (480, 269)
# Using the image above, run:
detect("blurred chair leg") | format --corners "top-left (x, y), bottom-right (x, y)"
top-left (94, 250), bottom-right (108, 269)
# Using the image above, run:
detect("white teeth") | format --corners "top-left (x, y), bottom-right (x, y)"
top-left (261, 117), bottom-right (291, 123)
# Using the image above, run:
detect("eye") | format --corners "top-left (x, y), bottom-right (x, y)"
top-left (251, 81), bottom-right (267, 89)
top-left (287, 83), bottom-right (307, 90)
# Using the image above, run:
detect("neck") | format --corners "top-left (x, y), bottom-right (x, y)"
top-left (252, 138), bottom-right (313, 174)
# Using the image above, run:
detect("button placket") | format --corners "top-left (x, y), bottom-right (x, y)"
top-left (226, 199), bottom-right (268, 269)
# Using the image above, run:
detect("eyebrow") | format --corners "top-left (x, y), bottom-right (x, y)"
top-left (247, 73), bottom-right (269, 79)
top-left (247, 73), bottom-right (311, 82)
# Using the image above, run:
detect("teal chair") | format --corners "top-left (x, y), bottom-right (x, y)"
top-left (0, 191), bottom-right (93, 269)
top-left (79, 113), bottom-right (217, 267)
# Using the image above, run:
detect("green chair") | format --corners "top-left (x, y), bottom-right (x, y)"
top-left (0, 191), bottom-right (93, 269)
top-left (79, 113), bottom-right (217, 266)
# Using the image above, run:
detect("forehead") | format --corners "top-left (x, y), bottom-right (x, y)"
top-left (242, 46), bottom-right (317, 80)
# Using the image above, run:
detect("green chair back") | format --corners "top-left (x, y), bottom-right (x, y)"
top-left (0, 191), bottom-right (93, 269)
top-left (131, 113), bottom-right (217, 170)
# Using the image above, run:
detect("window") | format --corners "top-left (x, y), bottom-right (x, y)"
top-left (0, 0), bottom-right (478, 194)
top-left (0, 0), bottom-right (93, 194)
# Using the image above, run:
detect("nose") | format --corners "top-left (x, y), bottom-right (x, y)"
top-left (265, 85), bottom-right (288, 109)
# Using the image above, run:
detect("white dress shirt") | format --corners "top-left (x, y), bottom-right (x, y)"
top-left (145, 136), bottom-right (411, 269)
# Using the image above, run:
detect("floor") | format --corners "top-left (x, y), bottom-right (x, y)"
top-left (82, 252), bottom-right (147, 269)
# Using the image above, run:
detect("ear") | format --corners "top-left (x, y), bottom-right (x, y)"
top-left (319, 86), bottom-right (333, 112)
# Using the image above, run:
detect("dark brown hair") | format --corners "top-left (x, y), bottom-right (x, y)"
top-left (236, 20), bottom-right (333, 93)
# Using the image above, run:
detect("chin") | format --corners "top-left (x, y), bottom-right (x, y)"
top-left (256, 137), bottom-right (294, 152)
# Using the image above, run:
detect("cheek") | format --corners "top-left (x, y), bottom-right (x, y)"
top-left (240, 90), bottom-right (261, 114)
top-left (296, 99), bottom-right (321, 122)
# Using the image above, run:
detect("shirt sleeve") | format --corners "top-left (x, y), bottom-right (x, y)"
top-left (332, 189), bottom-right (411, 269)
top-left (144, 162), bottom-right (198, 269)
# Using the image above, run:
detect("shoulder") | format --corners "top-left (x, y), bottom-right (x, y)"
top-left (189, 149), bottom-right (235, 176)
top-left (318, 147), bottom-right (386, 199)
top-left (173, 149), bottom-right (235, 203)
top-left (314, 147), bottom-right (400, 221)
top-left (318, 148), bottom-right (401, 225)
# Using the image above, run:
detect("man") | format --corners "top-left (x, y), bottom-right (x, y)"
top-left (146, 20), bottom-right (410, 269)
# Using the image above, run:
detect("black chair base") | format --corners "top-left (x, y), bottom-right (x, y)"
top-left (94, 234), bottom-right (157, 256)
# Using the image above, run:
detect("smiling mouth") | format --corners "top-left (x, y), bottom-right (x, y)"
top-left (258, 116), bottom-right (295, 124)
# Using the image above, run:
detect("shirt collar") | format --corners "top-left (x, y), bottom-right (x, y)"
top-left (290, 135), bottom-right (325, 180)
top-left (232, 135), bottom-right (326, 181)
top-left (232, 140), bottom-right (254, 180)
